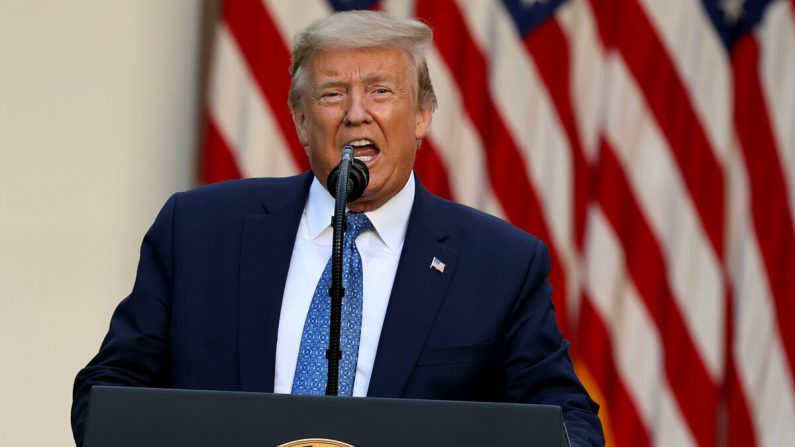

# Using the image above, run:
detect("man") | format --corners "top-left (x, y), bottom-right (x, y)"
top-left (72, 10), bottom-right (604, 446)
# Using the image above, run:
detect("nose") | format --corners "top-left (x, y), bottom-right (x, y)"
top-left (344, 90), bottom-right (372, 126)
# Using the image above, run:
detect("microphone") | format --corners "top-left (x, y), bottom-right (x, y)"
top-left (326, 146), bottom-right (369, 202)
top-left (324, 145), bottom-right (369, 396)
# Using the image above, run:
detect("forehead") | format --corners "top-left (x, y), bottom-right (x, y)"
top-left (307, 46), bottom-right (414, 82)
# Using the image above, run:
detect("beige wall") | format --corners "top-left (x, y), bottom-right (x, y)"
top-left (0, 1), bottom-right (202, 445)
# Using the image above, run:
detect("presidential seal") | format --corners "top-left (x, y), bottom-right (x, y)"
top-left (277, 438), bottom-right (355, 447)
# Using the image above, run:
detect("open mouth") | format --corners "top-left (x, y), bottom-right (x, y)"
top-left (347, 139), bottom-right (379, 164)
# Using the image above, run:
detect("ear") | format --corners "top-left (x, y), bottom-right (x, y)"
top-left (291, 106), bottom-right (310, 148)
top-left (414, 104), bottom-right (433, 140)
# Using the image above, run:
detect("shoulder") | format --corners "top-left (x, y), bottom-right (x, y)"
top-left (161, 173), bottom-right (313, 216)
top-left (412, 187), bottom-right (550, 281)
top-left (144, 173), bottom-right (312, 240)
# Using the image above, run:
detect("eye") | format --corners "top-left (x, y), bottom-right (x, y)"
top-left (373, 87), bottom-right (391, 95)
top-left (317, 90), bottom-right (344, 104)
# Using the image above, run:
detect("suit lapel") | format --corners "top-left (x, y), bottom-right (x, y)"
top-left (238, 173), bottom-right (313, 392)
top-left (368, 181), bottom-right (458, 397)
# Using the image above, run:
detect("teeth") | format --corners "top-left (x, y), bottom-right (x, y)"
top-left (349, 139), bottom-right (374, 147)
top-left (355, 155), bottom-right (374, 162)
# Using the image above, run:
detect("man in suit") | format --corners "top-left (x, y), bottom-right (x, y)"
top-left (72, 10), bottom-right (604, 446)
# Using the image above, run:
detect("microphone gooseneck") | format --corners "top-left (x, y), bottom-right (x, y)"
top-left (324, 145), bottom-right (370, 396)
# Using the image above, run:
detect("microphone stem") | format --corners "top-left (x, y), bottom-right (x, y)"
top-left (326, 145), bottom-right (354, 396)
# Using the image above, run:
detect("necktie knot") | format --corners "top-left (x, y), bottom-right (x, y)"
top-left (346, 212), bottom-right (373, 240)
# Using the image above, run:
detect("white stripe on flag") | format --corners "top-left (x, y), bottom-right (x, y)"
top-left (265, 0), bottom-right (332, 48)
top-left (381, 0), bottom-right (417, 18)
top-left (558, 0), bottom-right (607, 165)
top-left (758, 0), bottom-right (795, 225)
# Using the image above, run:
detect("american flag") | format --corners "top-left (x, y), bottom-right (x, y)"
top-left (201, 0), bottom-right (795, 445)
top-left (430, 256), bottom-right (447, 273)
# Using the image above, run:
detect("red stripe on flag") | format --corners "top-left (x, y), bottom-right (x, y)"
top-left (726, 357), bottom-right (758, 447)
top-left (722, 237), bottom-right (757, 445)
top-left (589, 0), bottom-right (726, 260)
top-left (523, 17), bottom-right (592, 250)
top-left (414, 138), bottom-right (454, 200)
top-left (731, 35), bottom-right (795, 375)
top-left (722, 254), bottom-right (758, 445)
top-left (201, 113), bottom-right (242, 184)
top-left (578, 297), bottom-right (651, 447)
top-left (597, 139), bottom-right (718, 447)
top-left (223, 0), bottom-right (310, 172)
top-left (415, 0), bottom-right (569, 335)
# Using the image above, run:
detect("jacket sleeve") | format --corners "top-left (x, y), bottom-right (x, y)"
top-left (70, 194), bottom-right (177, 446)
top-left (500, 240), bottom-right (604, 447)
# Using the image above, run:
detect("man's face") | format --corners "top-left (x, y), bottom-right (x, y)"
top-left (292, 46), bottom-right (433, 212)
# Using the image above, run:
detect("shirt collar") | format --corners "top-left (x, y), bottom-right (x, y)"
top-left (305, 171), bottom-right (415, 252)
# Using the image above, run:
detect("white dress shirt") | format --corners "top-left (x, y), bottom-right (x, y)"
top-left (274, 172), bottom-right (415, 396)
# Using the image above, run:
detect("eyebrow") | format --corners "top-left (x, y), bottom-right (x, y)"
top-left (314, 80), bottom-right (347, 91)
top-left (362, 73), bottom-right (393, 84)
top-left (314, 72), bottom-right (396, 90)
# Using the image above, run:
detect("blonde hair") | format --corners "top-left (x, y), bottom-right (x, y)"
top-left (288, 10), bottom-right (437, 111)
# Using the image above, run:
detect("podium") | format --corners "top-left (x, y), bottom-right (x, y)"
top-left (83, 386), bottom-right (570, 446)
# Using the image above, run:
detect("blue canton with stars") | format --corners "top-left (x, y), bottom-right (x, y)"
top-left (329, 0), bottom-right (380, 12)
top-left (502, 0), bottom-right (567, 37)
top-left (701, 0), bottom-right (777, 49)
top-left (292, 212), bottom-right (373, 396)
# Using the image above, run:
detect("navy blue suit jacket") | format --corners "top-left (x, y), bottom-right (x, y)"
top-left (72, 173), bottom-right (603, 446)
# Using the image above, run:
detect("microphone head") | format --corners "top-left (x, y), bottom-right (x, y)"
top-left (327, 158), bottom-right (370, 202)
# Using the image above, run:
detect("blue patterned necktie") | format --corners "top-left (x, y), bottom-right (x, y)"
top-left (292, 212), bottom-right (373, 396)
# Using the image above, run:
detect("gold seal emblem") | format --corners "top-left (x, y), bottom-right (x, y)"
top-left (277, 438), bottom-right (355, 447)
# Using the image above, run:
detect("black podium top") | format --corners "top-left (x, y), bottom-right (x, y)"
top-left (83, 386), bottom-right (569, 447)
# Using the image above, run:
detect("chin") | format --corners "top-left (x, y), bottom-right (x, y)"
top-left (347, 190), bottom-right (379, 212)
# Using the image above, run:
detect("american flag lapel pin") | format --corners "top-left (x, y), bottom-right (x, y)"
top-left (430, 256), bottom-right (446, 273)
